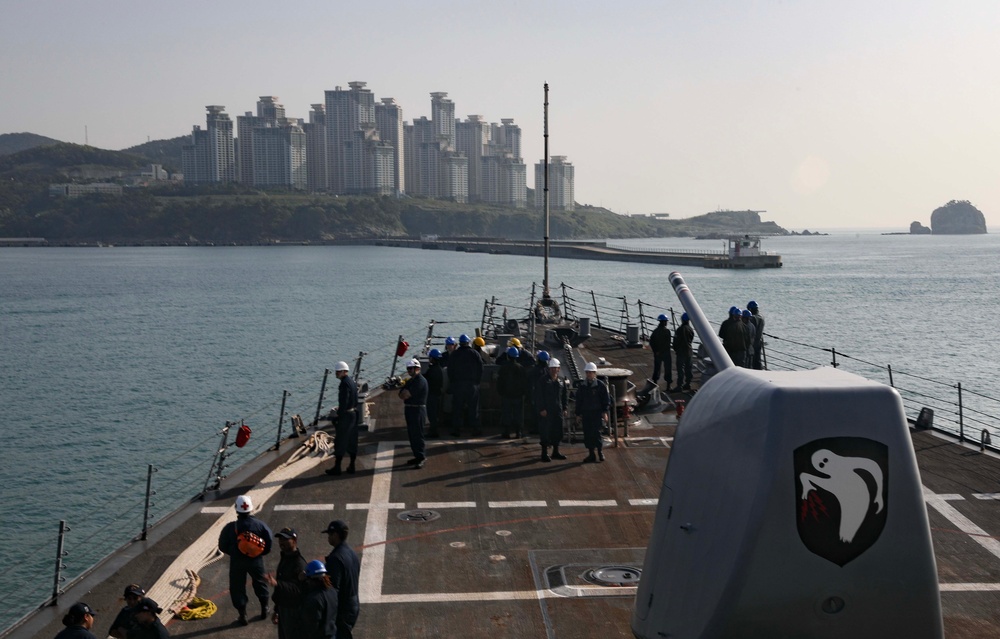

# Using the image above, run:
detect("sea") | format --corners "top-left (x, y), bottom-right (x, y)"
top-left (3, 231), bottom-right (1000, 631)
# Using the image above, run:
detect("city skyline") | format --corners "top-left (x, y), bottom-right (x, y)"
top-left (3, 1), bottom-right (1000, 228)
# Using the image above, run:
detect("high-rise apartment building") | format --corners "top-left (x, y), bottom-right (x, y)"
top-left (456, 115), bottom-right (490, 201)
top-left (305, 104), bottom-right (328, 191)
top-left (181, 105), bottom-right (235, 184)
top-left (252, 121), bottom-right (306, 190)
top-left (237, 97), bottom-right (294, 186)
top-left (534, 155), bottom-right (575, 210)
top-left (430, 92), bottom-right (455, 148)
top-left (406, 116), bottom-right (437, 197)
top-left (375, 98), bottom-right (405, 195)
top-left (325, 82), bottom-right (375, 194)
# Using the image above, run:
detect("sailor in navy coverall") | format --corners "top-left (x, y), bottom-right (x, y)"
top-left (447, 335), bottom-right (484, 436)
top-left (575, 362), bottom-right (611, 462)
top-left (326, 360), bottom-right (359, 476)
top-left (534, 357), bottom-right (568, 462)
top-left (218, 495), bottom-right (273, 624)
top-left (322, 520), bottom-right (361, 639)
top-left (400, 358), bottom-right (428, 467)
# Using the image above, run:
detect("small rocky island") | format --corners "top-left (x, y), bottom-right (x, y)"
top-left (928, 200), bottom-right (988, 234)
top-left (909, 221), bottom-right (931, 235)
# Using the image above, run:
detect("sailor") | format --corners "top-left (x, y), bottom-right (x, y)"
top-left (494, 337), bottom-right (520, 364)
top-left (534, 357), bottom-right (568, 462)
top-left (671, 312), bottom-right (694, 392)
top-left (300, 560), bottom-right (338, 639)
top-left (648, 313), bottom-right (673, 389)
top-left (55, 602), bottom-right (97, 639)
top-left (218, 494), bottom-right (273, 626)
top-left (747, 300), bottom-right (765, 369)
top-left (399, 358), bottom-right (428, 468)
top-left (424, 349), bottom-right (446, 438)
top-left (267, 527), bottom-right (307, 639)
top-left (472, 336), bottom-right (490, 362)
top-left (741, 310), bottom-right (756, 369)
top-left (325, 360), bottom-right (359, 476)
top-left (447, 334), bottom-right (484, 437)
top-left (321, 520), bottom-right (361, 639)
top-left (719, 306), bottom-right (748, 367)
top-left (496, 346), bottom-right (528, 438)
top-left (125, 598), bottom-right (168, 639)
top-left (108, 584), bottom-right (145, 639)
top-left (439, 336), bottom-right (458, 368)
top-left (575, 362), bottom-right (610, 462)
top-left (525, 351), bottom-right (551, 435)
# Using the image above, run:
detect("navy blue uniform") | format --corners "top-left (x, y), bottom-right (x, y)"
top-left (649, 323), bottom-right (672, 384)
top-left (719, 317), bottom-right (747, 367)
top-left (575, 379), bottom-right (610, 451)
top-left (55, 628), bottom-right (97, 639)
top-left (497, 359), bottom-right (527, 437)
top-left (272, 549), bottom-right (307, 639)
top-left (750, 311), bottom-right (765, 369)
top-left (108, 605), bottom-right (137, 638)
top-left (673, 322), bottom-right (694, 388)
top-left (125, 620), bottom-right (169, 639)
top-left (219, 514), bottom-right (273, 615)
top-left (448, 345), bottom-right (484, 436)
top-left (301, 585), bottom-right (338, 639)
top-left (335, 375), bottom-right (359, 458)
top-left (325, 542), bottom-right (361, 638)
top-left (401, 372), bottom-right (428, 461)
top-left (424, 360), bottom-right (445, 436)
top-left (534, 374), bottom-right (567, 447)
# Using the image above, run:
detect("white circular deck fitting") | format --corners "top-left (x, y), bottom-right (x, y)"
top-left (450, 541), bottom-right (466, 548)
top-left (490, 554), bottom-right (507, 562)
top-left (496, 530), bottom-right (512, 537)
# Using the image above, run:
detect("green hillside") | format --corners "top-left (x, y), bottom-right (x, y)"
top-left (122, 135), bottom-right (188, 171)
top-left (0, 132), bottom-right (62, 156)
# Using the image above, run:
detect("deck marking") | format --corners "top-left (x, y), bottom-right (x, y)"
top-left (558, 499), bottom-right (618, 507)
top-left (358, 440), bottom-right (395, 605)
top-left (629, 498), bottom-right (659, 506)
top-left (924, 486), bottom-right (1000, 561)
top-left (199, 506), bottom-right (231, 514)
top-left (418, 501), bottom-right (477, 509)
top-left (939, 583), bottom-right (1000, 592)
top-left (378, 590), bottom-right (550, 603)
top-left (973, 493), bottom-right (1000, 500)
top-left (347, 502), bottom-right (405, 510)
top-left (274, 503), bottom-right (335, 511)
top-left (489, 500), bottom-right (547, 508)
top-left (937, 494), bottom-right (965, 501)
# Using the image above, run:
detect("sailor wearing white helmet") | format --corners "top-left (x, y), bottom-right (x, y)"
top-left (575, 362), bottom-right (611, 462)
top-left (325, 360), bottom-right (359, 476)
top-left (218, 494), bottom-right (274, 625)
top-left (399, 358), bottom-right (428, 468)
top-left (533, 357), bottom-right (568, 462)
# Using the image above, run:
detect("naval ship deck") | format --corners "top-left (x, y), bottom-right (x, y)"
top-left (15, 327), bottom-right (1000, 639)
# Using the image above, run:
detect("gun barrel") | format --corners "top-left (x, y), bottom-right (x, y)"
top-left (668, 271), bottom-right (735, 372)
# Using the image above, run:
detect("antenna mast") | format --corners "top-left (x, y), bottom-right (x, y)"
top-left (543, 82), bottom-right (550, 299)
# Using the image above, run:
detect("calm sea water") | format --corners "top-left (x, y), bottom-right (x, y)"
top-left (3, 232), bottom-right (1000, 629)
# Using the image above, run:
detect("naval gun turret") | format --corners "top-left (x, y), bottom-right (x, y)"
top-left (631, 273), bottom-right (942, 639)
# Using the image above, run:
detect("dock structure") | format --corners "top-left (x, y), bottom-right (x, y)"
top-left (359, 236), bottom-right (783, 269)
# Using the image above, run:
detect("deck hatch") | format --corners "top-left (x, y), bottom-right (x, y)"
top-left (397, 509), bottom-right (441, 522)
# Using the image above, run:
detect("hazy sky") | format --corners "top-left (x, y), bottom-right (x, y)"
top-left (3, 0), bottom-right (999, 229)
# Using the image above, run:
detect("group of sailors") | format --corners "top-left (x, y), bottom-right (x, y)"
top-left (718, 300), bottom-right (766, 369)
top-left (56, 588), bottom-right (167, 639)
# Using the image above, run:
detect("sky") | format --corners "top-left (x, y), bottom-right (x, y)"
top-left (2, 0), bottom-right (999, 229)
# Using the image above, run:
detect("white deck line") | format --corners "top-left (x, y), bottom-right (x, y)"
top-left (199, 506), bottom-right (231, 514)
top-left (628, 498), bottom-right (659, 506)
top-left (558, 500), bottom-right (618, 507)
top-left (347, 502), bottom-right (406, 510)
top-left (937, 494), bottom-right (965, 501)
top-left (274, 503), bottom-right (335, 511)
top-left (377, 590), bottom-right (548, 603)
top-left (358, 440), bottom-right (395, 605)
top-left (418, 501), bottom-right (477, 509)
top-left (489, 500), bottom-right (548, 508)
top-left (973, 493), bottom-right (1000, 500)
top-left (938, 583), bottom-right (1000, 591)
top-left (924, 486), bottom-right (1000, 561)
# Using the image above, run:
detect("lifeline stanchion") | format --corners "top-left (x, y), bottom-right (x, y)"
top-left (141, 464), bottom-right (156, 540)
top-left (51, 520), bottom-right (68, 604)
top-left (313, 369), bottom-right (331, 428)
top-left (275, 390), bottom-right (289, 448)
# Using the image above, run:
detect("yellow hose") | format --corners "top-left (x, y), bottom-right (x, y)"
top-left (174, 597), bottom-right (218, 620)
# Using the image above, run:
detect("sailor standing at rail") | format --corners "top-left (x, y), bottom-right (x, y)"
top-left (747, 300), bottom-right (765, 369)
top-left (448, 334), bottom-right (484, 437)
top-left (321, 520), bottom-right (361, 639)
top-left (535, 357), bottom-right (568, 462)
top-left (649, 314), bottom-right (673, 389)
top-left (325, 360), bottom-right (359, 476)
top-left (719, 306), bottom-right (748, 368)
top-left (218, 495), bottom-right (273, 626)
top-left (526, 351), bottom-right (551, 435)
top-left (399, 358), bottom-right (428, 468)
top-left (424, 349), bottom-right (445, 438)
top-left (741, 310), bottom-right (756, 369)
top-left (497, 346), bottom-right (528, 438)
top-left (576, 362), bottom-right (610, 463)
top-left (671, 313), bottom-right (694, 392)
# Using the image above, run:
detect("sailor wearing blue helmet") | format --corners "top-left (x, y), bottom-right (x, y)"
top-left (301, 559), bottom-right (339, 639)
top-left (741, 310), bottom-right (756, 368)
top-left (720, 307), bottom-right (748, 367)
top-left (649, 313), bottom-right (672, 389)
top-left (425, 349), bottom-right (445, 438)
top-left (747, 300), bottom-right (765, 369)
top-left (672, 312), bottom-right (694, 392)
top-left (448, 333), bottom-right (484, 436)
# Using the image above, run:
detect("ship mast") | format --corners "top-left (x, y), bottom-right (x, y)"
top-left (543, 82), bottom-right (550, 300)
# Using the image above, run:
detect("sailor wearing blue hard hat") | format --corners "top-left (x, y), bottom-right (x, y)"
top-left (425, 349), bottom-right (445, 438)
top-left (649, 313), bottom-right (673, 389)
top-left (497, 346), bottom-right (528, 438)
top-left (720, 307), bottom-right (748, 367)
top-left (448, 332), bottom-right (484, 437)
top-left (672, 312), bottom-right (694, 392)
top-left (301, 559), bottom-right (338, 639)
top-left (746, 300), bottom-right (765, 369)
top-left (741, 310), bottom-right (756, 368)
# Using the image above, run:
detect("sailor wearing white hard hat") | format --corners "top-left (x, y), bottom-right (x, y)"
top-left (325, 360), bottom-right (360, 476)
top-left (576, 362), bottom-right (611, 463)
top-left (534, 357), bottom-right (568, 462)
top-left (218, 494), bottom-right (273, 625)
top-left (399, 358), bottom-right (428, 468)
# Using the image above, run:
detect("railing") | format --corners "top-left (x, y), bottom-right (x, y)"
top-left (604, 242), bottom-right (728, 256)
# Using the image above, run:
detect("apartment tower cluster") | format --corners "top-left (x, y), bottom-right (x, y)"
top-left (181, 83), bottom-right (574, 210)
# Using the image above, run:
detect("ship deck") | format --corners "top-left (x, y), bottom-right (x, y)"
top-left (15, 328), bottom-right (1000, 639)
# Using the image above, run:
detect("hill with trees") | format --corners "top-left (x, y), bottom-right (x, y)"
top-left (0, 132), bottom-right (62, 156)
top-left (930, 200), bottom-right (987, 234)
top-left (122, 135), bottom-right (188, 171)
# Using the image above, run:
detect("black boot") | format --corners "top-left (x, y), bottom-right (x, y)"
top-left (325, 456), bottom-right (343, 476)
top-left (347, 454), bottom-right (356, 474)
top-left (551, 445), bottom-right (567, 460)
top-left (237, 609), bottom-right (248, 626)
top-left (541, 446), bottom-right (551, 462)
top-left (259, 600), bottom-right (269, 621)
top-left (598, 449), bottom-right (605, 462)
top-left (584, 449), bottom-right (597, 463)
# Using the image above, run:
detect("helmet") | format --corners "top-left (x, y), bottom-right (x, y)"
top-left (747, 300), bottom-right (758, 309)
top-left (459, 334), bottom-right (471, 344)
top-left (657, 314), bottom-right (668, 322)
top-left (473, 336), bottom-right (486, 347)
top-left (729, 306), bottom-right (741, 316)
top-left (406, 358), bottom-right (421, 369)
top-left (584, 362), bottom-right (598, 372)
top-left (305, 560), bottom-right (327, 577)
top-left (235, 495), bottom-right (253, 513)
top-left (334, 361), bottom-right (350, 372)
top-left (445, 336), bottom-right (457, 346)
top-left (537, 351), bottom-right (550, 362)
top-left (429, 348), bottom-right (442, 359)
top-left (548, 358), bottom-right (561, 368)
top-left (507, 346), bottom-right (519, 358)
top-left (742, 309), bottom-right (752, 318)
top-left (681, 312), bottom-right (689, 322)
top-left (508, 337), bottom-right (522, 347)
